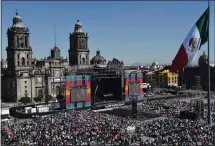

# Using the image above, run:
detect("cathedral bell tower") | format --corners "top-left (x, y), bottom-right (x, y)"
top-left (6, 10), bottom-right (33, 70)
top-left (69, 20), bottom-right (90, 66)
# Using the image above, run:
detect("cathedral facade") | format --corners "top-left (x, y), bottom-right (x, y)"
top-left (1, 11), bottom-right (103, 102)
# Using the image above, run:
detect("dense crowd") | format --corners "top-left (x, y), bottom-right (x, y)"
top-left (1, 98), bottom-right (215, 146)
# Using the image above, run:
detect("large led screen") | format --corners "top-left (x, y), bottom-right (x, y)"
top-left (128, 82), bottom-right (140, 96)
top-left (70, 87), bottom-right (87, 102)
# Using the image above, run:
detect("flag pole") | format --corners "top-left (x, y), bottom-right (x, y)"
top-left (207, 0), bottom-right (212, 125)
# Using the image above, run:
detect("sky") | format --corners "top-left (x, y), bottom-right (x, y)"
top-left (2, 1), bottom-right (215, 65)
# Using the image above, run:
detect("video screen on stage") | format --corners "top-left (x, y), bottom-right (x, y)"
top-left (70, 87), bottom-right (87, 102)
top-left (128, 82), bottom-right (140, 96)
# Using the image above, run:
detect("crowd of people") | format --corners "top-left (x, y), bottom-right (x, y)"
top-left (1, 98), bottom-right (215, 146)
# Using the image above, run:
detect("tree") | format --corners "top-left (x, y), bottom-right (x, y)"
top-left (33, 96), bottom-right (42, 102)
top-left (56, 94), bottom-right (65, 102)
top-left (45, 95), bottom-right (53, 103)
top-left (19, 97), bottom-right (31, 104)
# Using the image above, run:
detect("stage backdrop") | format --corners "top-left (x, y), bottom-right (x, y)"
top-left (65, 75), bottom-right (91, 109)
top-left (124, 73), bottom-right (143, 102)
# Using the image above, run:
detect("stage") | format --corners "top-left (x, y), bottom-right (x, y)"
top-left (100, 108), bottom-right (160, 119)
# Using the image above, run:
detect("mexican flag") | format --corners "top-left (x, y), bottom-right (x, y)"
top-left (171, 7), bottom-right (209, 72)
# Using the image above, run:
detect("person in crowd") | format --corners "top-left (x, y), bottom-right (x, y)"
top-left (1, 99), bottom-right (215, 146)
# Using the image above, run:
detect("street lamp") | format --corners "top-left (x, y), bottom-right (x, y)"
top-left (29, 70), bottom-right (33, 104)
top-left (14, 71), bottom-right (19, 106)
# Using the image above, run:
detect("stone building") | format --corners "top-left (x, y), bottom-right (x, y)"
top-left (90, 50), bottom-right (106, 66)
top-left (179, 51), bottom-right (215, 90)
top-left (1, 11), bottom-right (95, 102)
top-left (150, 60), bottom-right (163, 71)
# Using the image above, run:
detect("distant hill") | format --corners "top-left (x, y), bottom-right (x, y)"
top-left (131, 62), bottom-right (144, 66)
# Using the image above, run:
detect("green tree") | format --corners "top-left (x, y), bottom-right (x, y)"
top-left (56, 94), bottom-right (65, 102)
top-left (19, 97), bottom-right (31, 105)
top-left (45, 95), bottom-right (53, 103)
top-left (33, 96), bottom-right (42, 102)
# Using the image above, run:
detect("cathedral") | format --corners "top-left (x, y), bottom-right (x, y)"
top-left (1, 11), bottom-right (108, 102)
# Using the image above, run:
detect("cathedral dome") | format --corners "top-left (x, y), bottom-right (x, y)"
top-left (91, 50), bottom-right (106, 65)
top-left (12, 10), bottom-right (25, 28)
top-left (75, 20), bottom-right (82, 27)
top-left (13, 13), bottom-right (22, 22)
top-left (74, 20), bottom-right (83, 33)
top-left (53, 46), bottom-right (60, 52)
top-left (152, 60), bottom-right (159, 66)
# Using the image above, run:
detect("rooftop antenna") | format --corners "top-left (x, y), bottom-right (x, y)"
top-left (54, 24), bottom-right (56, 47)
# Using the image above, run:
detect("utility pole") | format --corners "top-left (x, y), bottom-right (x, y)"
top-left (207, 0), bottom-right (212, 125)
top-left (30, 70), bottom-right (33, 104)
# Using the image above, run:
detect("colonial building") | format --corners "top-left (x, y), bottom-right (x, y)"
top-left (155, 69), bottom-right (179, 88)
top-left (1, 11), bottom-right (105, 102)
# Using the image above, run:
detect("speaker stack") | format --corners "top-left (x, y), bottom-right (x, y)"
top-left (196, 100), bottom-right (201, 118)
top-left (179, 110), bottom-right (198, 120)
top-left (180, 99), bottom-right (205, 120)
top-left (195, 100), bottom-right (205, 118)
top-left (200, 100), bottom-right (205, 118)
top-left (132, 100), bottom-right (138, 118)
top-left (193, 76), bottom-right (202, 90)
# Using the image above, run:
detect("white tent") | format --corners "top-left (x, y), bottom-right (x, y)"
top-left (127, 125), bottom-right (136, 133)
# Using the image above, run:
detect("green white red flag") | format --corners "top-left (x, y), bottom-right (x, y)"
top-left (171, 7), bottom-right (209, 72)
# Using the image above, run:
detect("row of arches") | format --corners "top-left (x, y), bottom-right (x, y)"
top-left (17, 58), bottom-right (30, 66)
top-left (17, 54), bottom-right (30, 59)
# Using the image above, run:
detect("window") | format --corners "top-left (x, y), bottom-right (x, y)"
top-left (25, 81), bottom-right (27, 83)
top-left (38, 89), bottom-right (42, 97)
top-left (27, 61), bottom-right (29, 66)
top-left (17, 36), bottom-right (20, 47)
top-left (17, 54), bottom-right (20, 59)
top-left (25, 90), bottom-right (27, 93)
top-left (17, 61), bottom-right (20, 66)
top-left (82, 58), bottom-right (85, 64)
top-left (21, 57), bottom-right (25, 66)
top-left (25, 36), bottom-right (28, 47)
top-left (20, 43), bottom-right (24, 48)
top-left (97, 61), bottom-right (100, 64)
top-left (25, 86), bottom-right (27, 88)
top-left (55, 86), bottom-right (60, 96)
top-left (27, 54), bottom-right (29, 59)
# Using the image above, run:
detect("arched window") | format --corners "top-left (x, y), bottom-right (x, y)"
top-left (79, 55), bottom-right (82, 64)
top-left (17, 54), bottom-right (20, 59)
top-left (25, 36), bottom-right (28, 47)
top-left (82, 58), bottom-right (85, 64)
top-left (20, 43), bottom-right (24, 48)
top-left (17, 36), bottom-right (20, 47)
top-left (17, 61), bottom-right (20, 66)
top-left (55, 86), bottom-right (61, 96)
top-left (21, 57), bottom-right (25, 66)
top-left (38, 89), bottom-right (43, 97)
top-left (27, 54), bottom-right (29, 59)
